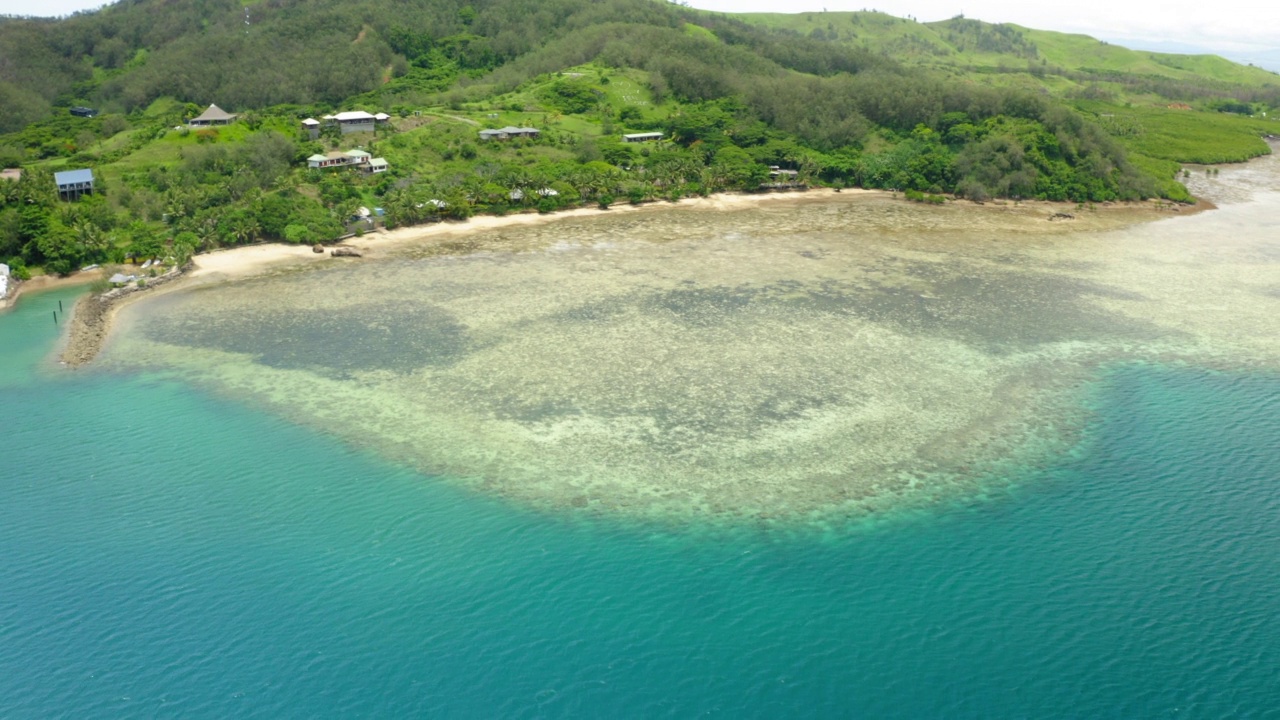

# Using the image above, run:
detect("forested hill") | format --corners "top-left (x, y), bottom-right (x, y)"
top-left (1, 0), bottom-right (1278, 277)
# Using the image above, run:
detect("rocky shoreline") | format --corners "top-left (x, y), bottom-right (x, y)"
top-left (60, 263), bottom-right (189, 367)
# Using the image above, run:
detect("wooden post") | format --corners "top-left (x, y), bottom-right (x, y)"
top-left (53, 311), bottom-right (58, 325)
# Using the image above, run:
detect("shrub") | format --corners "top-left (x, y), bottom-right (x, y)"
top-left (597, 194), bottom-right (614, 209)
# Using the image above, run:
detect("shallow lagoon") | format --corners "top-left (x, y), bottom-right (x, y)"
top-left (4, 160), bottom-right (1280, 718)
top-left (104, 158), bottom-right (1280, 522)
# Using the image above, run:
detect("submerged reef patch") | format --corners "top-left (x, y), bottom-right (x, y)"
top-left (106, 185), bottom-right (1280, 522)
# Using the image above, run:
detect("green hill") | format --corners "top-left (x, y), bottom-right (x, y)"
top-left (1, 0), bottom-right (1277, 277)
top-left (726, 10), bottom-right (1280, 87)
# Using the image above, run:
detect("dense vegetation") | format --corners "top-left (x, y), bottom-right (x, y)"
top-left (1, 0), bottom-right (1277, 275)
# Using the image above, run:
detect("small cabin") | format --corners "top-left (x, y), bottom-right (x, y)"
top-left (364, 158), bottom-right (389, 174)
top-left (622, 132), bottom-right (663, 143)
top-left (70, 106), bottom-right (98, 118)
top-left (189, 104), bottom-right (237, 127)
top-left (54, 168), bottom-right (94, 201)
top-left (301, 117), bottom-right (320, 139)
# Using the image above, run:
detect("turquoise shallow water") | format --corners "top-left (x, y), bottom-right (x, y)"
top-left (3, 287), bottom-right (1280, 717)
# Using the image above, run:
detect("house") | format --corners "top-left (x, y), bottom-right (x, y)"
top-left (189, 104), bottom-right (237, 127)
top-left (70, 106), bottom-right (98, 118)
top-left (329, 111), bottom-right (377, 134)
top-left (622, 132), bottom-right (663, 143)
top-left (478, 126), bottom-right (540, 141)
top-left (54, 168), bottom-right (94, 201)
top-left (306, 150), bottom-right (373, 170)
top-left (364, 158), bottom-right (389, 174)
top-left (374, 112), bottom-right (391, 123)
top-left (0, 168), bottom-right (21, 182)
top-left (301, 118), bottom-right (320, 139)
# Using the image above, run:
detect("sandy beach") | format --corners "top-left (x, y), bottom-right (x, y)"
top-left (186, 188), bottom-right (1203, 281)
top-left (185, 189), bottom-right (873, 280)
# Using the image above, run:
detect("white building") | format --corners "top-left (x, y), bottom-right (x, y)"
top-left (329, 111), bottom-right (377, 134)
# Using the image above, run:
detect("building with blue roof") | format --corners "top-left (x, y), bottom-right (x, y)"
top-left (54, 168), bottom-right (94, 201)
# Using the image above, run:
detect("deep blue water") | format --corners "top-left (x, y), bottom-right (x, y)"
top-left (2, 288), bottom-right (1279, 718)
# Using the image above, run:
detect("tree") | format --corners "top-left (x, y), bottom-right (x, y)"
top-left (711, 146), bottom-right (767, 190)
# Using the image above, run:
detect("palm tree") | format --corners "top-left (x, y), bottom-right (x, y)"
top-left (229, 214), bottom-right (260, 245)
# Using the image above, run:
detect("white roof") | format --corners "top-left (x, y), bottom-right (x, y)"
top-left (374, 113), bottom-right (390, 120)
top-left (307, 154), bottom-right (328, 162)
top-left (333, 111), bottom-right (376, 122)
top-left (346, 150), bottom-right (372, 158)
top-left (369, 158), bottom-right (388, 167)
top-left (302, 118), bottom-right (320, 125)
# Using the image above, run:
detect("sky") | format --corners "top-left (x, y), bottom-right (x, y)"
top-left (5, 0), bottom-right (1279, 70)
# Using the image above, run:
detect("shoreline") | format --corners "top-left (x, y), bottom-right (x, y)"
top-left (59, 263), bottom-right (188, 367)
top-left (0, 273), bottom-right (101, 314)
top-left (58, 188), bottom-right (1212, 367)
top-left (185, 189), bottom-right (1212, 281)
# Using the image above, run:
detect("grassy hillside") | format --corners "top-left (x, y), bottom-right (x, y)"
top-left (726, 10), bottom-right (1280, 88)
top-left (2, 0), bottom-right (1278, 278)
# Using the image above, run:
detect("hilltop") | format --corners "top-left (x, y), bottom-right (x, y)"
top-left (1, 0), bottom-right (1277, 277)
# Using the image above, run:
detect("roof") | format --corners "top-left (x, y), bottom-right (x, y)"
top-left (307, 154), bottom-right (328, 162)
top-left (54, 168), bottom-right (94, 185)
top-left (191, 104), bottom-right (236, 122)
top-left (333, 111), bottom-right (376, 122)
top-left (369, 158), bottom-right (388, 167)
top-left (345, 150), bottom-right (372, 158)
top-left (374, 113), bottom-right (390, 120)
top-left (301, 118), bottom-right (320, 126)
top-left (0, 168), bottom-right (21, 181)
top-left (623, 132), bottom-right (663, 139)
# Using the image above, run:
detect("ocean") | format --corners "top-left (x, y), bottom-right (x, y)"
top-left (3, 164), bottom-right (1279, 716)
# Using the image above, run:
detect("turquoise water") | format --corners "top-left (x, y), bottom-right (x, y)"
top-left (3, 288), bottom-right (1279, 717)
